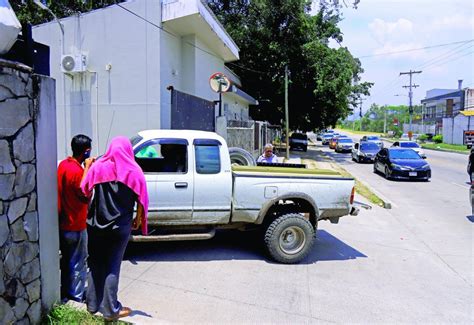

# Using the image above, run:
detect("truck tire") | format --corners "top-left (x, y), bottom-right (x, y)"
top-left (229, 147), bottom-right (256, 166)
top-left (264, 213), bottom-right (315, 264)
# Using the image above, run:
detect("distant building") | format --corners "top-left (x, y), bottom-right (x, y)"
top-left (420, 80), bottom-right (465, 135)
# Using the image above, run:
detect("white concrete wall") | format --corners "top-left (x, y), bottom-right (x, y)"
top-left (33, 1), bottom-right (161, 158)
top-left (35, 76), bottom-right (60, 312)
top-left (443, 115), bottom-right (474, 145)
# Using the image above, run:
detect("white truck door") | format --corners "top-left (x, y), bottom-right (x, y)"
top-left (134, 138), bottom-right (193, 222)
top-left (192, 139), bottom-right (232, 224)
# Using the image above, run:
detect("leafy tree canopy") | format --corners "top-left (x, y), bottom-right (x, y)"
top-left (10, 0), bottom-right (123, 26)
top-left (207, 0), bottom-right (372, 131)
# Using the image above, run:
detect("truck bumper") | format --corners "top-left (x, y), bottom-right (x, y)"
top-left (350, 206), bottom-right (360, 216)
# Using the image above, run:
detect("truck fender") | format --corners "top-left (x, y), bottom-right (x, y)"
top-left (256, 192), bottom-right (320, 225)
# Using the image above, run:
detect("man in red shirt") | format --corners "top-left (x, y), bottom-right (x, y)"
top-left (57, 134), bottom-right (94, 302)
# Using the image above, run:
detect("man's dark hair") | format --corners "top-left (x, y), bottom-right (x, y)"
top-left (71, 134), bottom-right (92, 157)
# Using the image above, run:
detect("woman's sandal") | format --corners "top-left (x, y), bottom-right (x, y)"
top-left (104, 307), bottom-right (132, 321)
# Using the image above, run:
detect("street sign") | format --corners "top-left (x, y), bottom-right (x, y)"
top-left (209, 72), bottom-right (231, 93)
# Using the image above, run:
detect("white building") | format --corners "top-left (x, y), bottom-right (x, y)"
top-left (33, 0), bottom-right (257, 158)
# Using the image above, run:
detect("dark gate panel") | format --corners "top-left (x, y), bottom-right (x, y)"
top-left (171, 89), bottom-right (215, 131)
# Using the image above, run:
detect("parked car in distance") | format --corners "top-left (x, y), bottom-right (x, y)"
top-left (361, 135), bottom-right (384, 148)
top-left (392, 141), bottom-right (426, 158)
top-left (352, 141), bottom-right (380, 163)
top-left (322, 133), bottom-right (334, 145)
top-left (335, 138), bottom-right (354, 153)
top-left (329, 135), bottom-right (346, 149)
top-left (373, 148), bottom-right (431, 181)
top-left (289, 132), bottom-right (308, 152)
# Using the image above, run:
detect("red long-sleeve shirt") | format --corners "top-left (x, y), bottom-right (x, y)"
top-left (57, 157), bottom-right (89, 231)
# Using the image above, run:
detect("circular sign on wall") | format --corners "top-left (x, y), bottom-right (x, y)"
top-left (209, 72), bottom-right (231, 93)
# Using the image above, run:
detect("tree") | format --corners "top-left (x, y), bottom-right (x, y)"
top-left (10, 0), bottom-right (123, 26)
top-left (207, 0), bottom-right (372, 130)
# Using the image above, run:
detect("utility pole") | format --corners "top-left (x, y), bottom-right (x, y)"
top-left (285, 65), bottom-right (289, 160)
top-left (383, 105), bottom-right (387, 134)
top-left (359, 99), bottom-right (364, 131)
top-left (400, 70), bottom-right (421, 139)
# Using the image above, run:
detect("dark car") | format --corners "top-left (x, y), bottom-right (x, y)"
top-left (373, 148), bottom-right (431, 181)
top-left (352, 141), bottom-right (380, 163)
top-left (289, 133), bottom-right (308, 151)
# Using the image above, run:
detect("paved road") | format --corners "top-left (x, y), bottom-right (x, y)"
top-left (118, 142), bottom-right (473, 324)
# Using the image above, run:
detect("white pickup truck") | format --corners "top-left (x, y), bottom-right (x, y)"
top-left (129, 130), bottom-right (359, 263)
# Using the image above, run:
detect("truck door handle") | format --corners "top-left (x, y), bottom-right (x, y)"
top-left (175, 182), bottom-right (188, 188)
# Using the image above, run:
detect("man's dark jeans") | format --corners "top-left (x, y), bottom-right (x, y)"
top-left (60, 229), bottom-right (87, 302)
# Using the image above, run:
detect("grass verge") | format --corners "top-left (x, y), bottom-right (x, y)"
top-left (334, 128), bottom-right (384, 137)
top-left (303, 159), bottom-right (386, 207)
top-left (421, 143), bottom-right (469, 154)
top-left (42, 304), bottom-right (128, 325)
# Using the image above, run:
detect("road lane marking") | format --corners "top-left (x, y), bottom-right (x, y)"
top-left (451, 182), bottom-right (470, 189)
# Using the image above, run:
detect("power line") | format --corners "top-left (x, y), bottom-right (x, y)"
top-left (415, 41), bottom-right (473, 70)
top-left (418, 44), bottom-right (474, 71)
top-left (357, 39), bottom-right (474, 58)
top-left (422, 50), bottom-right (474, 73)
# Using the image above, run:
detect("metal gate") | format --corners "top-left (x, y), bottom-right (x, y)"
top-left (170, 88), bottom-right (215, 131)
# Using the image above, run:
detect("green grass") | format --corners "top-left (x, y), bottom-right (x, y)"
top-left (328, 163), bottom-right (385, 207)
top-left (42, 304), bottom-right (128, 325)
top-left (334, 128), bottom-right (384, 137)
top-left (421, 143), bottom-right (469, 153)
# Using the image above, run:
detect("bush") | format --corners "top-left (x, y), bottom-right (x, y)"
top-left (433, 135), bottom-right (443, 143)
top-left (418, 134), bottom-right (428, 143)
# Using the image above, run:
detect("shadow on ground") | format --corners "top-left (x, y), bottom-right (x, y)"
top-left (124, 229), bottom-right (366, 265)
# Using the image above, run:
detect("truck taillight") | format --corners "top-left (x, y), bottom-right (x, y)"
top-left (350, 186), bottom-right (355, 205)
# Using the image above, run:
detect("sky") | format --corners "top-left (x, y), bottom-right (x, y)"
top-left (312, 0), bottom-right (474, 116)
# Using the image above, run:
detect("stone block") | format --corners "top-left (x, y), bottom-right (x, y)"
top-left (16, 317), bottom-right (30, 325)
top-left (13, 123), bottom-right (35, 163)
top-left (0, 73), bottom-right (26, 97)
top-left (23, 212), bottom-right (38, 242)
top-left (0, 215), bottom-right (8, 247)
top-left (14, 164), bottom-right (36, 197)
top-left (0, 140), bottom-right (15, 173)
top-left (4, 242), bottom-right (38, 277)
top-left (5, 278), bottom-right (25, 302)
top-left (0, 297), bottom-right (15, 324)
top-left (0, 201), bottom-right (3, 214)
top-left (0, 174), bottom-right (15, 200)
top-left (27, 300), bottom-right (41, 324)
top-left (0, 261), bottom-right (5, 295)
top-left (0, 85), bottom-right (12, 102)
top-left (26, 192), bottom-right (36, 212)
top-left (20, 258), bottom-right (40, 284)
top-left (13, 297), bottom-right (29, 319)
top-left (0, 98), bottom-right (31, 137)
top-left (7, 197), bottom-right (28, 224)
top-left (4, 244), bottom-right (24, 277)
top-left (11, 218), bottom-right (27, 242)
top-left (26, 279), bottom-right (40, 303)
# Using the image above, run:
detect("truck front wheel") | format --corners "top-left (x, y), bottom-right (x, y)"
top-left (264, 214), bottom-right (315, 264)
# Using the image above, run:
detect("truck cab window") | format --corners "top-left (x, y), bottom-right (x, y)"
top-left (195, 145), bottom-right (220, 174)
top-left (135, 142), bottom-right (187, 173)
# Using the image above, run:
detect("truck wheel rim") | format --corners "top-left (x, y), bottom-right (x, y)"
top-left (279, 226), bottom-right (306, 255)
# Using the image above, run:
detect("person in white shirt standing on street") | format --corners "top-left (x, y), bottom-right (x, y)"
top-left (257, 143), bottom-right (278, 163)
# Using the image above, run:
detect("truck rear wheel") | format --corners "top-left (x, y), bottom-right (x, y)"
top-left (264, 213), bottom-right (315, 264)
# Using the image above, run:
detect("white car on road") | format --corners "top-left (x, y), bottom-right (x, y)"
top-left (391, 141), bottom-right (426, 158)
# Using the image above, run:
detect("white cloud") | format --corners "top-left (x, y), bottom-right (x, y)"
top-left (431, 14), bottom-right (474, 31)
top-left (372, 42), bottom-right (425, 59)
top-left (369, 18), bottom-right (414, 44)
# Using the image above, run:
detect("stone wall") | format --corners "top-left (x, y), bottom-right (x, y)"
top-left (0, 59), bottom-right (59, 324)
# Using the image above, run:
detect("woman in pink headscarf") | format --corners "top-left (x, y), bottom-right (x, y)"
top-left (81, 136), bottom-right (148, 321)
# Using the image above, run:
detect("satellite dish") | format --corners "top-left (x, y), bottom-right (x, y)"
top-left (209, 72), bottom-right (231, 93)
top-left (62, 55), bottom-right (76, 72)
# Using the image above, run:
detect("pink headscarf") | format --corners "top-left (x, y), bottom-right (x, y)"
top-left (81, 136), bottom-right (149, 235)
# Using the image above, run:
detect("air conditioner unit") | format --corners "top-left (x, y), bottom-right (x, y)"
top-left (61, 54), bottom-right (87, 73)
